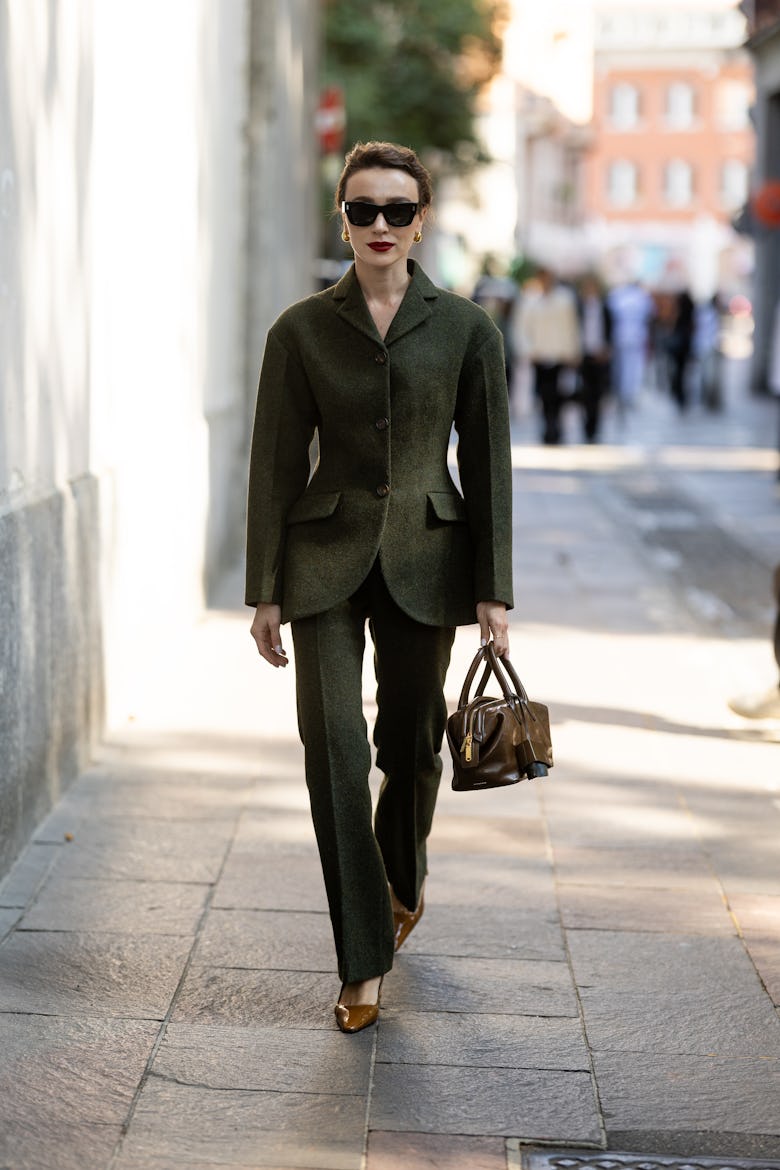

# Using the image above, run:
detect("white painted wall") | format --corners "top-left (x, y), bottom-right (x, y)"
top-left (0, 0), bottom-right (94, 506)
top-left (90, 0), bottom-right (252, 723)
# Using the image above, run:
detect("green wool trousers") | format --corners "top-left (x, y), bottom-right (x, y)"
top-left (291, 559), bottom-right (456, 983)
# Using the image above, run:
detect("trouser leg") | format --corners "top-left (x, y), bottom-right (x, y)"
top-left (291, 591), bottom-right (394, 984)
top-left (370, 568), bottom-right (456, 914)
top-left (580, 356), bottom-right (604, 441)
top-left (534, 363), bottom-right (562, 444)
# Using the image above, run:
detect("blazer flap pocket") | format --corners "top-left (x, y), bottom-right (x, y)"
top-left (427, 491), bottom-right (467, 523)
top-left (286, 492), bottom-right (341, 525)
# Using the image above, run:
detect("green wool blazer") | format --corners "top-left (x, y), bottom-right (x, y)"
top-left (245, 261), bottom-right (514, 628)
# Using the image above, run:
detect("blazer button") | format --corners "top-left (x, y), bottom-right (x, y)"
top-left (376, 483), bottom-right (390, 498)
top-left (375, 417), bottom-right (389, 431)
top-left (374, 351), bottom-right (387, 364)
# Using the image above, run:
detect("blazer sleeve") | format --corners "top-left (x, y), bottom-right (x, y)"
top-left (454, 324), bottom-right (514, 610)
top-left (245, 326), bottom-right (318, 608)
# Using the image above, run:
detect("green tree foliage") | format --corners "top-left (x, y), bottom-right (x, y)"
top-left (323, 0), bottom-right (506, 172)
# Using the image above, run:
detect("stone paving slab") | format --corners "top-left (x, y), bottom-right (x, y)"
top-left (34, 769), bottom-right (256, 826)
top-left (568, 931), bottom-right (780, 1056)
top-left (113, 1162), bottom-right (312, 1170)
top-left (424, 854), bottom-right (555, 906)
top-left (427, 814), bottom-right (549, 858)
top-left (171, 966), bottom-right (338, 1028)
top-left (400, 901), bottom-right (566, 962)
top-left (367, 1131), bottom-right (507, 1170)
top-left (116, 1079), bottom-right (367, 1170)
top-left (377, 1009), bottom-right (590, 1070)
top-left (193, 908), bottom-right (334, 971)
top-left (387, 955), bottom-right (578, 1017)
top-left (592, 1050), bottom-right (780, 1137)
top-left (370, 1062), bottom-right (601, 1143)
top-left (0, 906), bottom-right (21, 940)
top-left (0, 1121), bottom-right (123, 1170)
top-left (550, 843), bottom-right (718, 890)
top-left (48, 817), bottom-right (236, 883)
top-left (0, 930), bottom-right (191, 1019)
top-left (212, 849), bottom-right (329, 912)
top-left (0, 841), bottom-right (61, 907)
top-left (705, 848), bottom-right (780, 897)
top-left (152, 1022), bottom-right (373, 1093)
top-left (19, 875), bottom-right (210, 935)
top-left (0, 1014), bottom-right (157, 1122)
top-left (556, 883), bottom-right (736, 935)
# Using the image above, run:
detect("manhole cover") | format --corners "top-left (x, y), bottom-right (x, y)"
top-left (519, 1152), bottom-right (780, 1170)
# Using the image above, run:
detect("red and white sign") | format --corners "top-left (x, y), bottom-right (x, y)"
top-left (316, 87), bottom-right (346, 156)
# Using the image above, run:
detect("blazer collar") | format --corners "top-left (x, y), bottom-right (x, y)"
top-left (332, 260), bottom-right (438, 345)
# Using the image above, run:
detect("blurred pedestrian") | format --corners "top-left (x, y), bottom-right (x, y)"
top-left (771, 295), bottom-right (780, 480)
top-left (607, 280), bottom-right (655, 411)
top-left (693, 294), bottom-right (724, 412)
top-left (246, 141), bottom-right (513, 1033)
top-left (576, 273), bottom-right (613, 442)
top-left (666, 289), bottom-right (695, 412)
top-left (729, 564), bottom-right (780, 720)
top-left (515, 267), bottom-right (581, 444)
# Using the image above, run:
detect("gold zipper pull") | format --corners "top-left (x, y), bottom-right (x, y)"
top-left (462, 732), bottom-right (473, 762)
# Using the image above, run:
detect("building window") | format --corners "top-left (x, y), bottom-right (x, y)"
top-left (608, 83), bottom-right (641, 129)
top-left (607, 160), bottom-right (639, 206)
top-left (663, 159), bottom-right (694, 206)
top-left (720, 160), bottom-right (748, 209)
top-left (716, 81), bottom-right (752, 131)
top-left (665, 82), bottom-right (696, 129)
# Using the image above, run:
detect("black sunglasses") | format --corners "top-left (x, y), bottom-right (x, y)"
top-left (342, 201), bottom-right (419, 228)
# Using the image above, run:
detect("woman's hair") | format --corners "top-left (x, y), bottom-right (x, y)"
top-left (334, 141), bottom-right (433, 212)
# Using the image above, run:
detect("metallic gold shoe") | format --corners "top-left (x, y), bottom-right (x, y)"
top-left (393, 892), bottom-right (424, 952)
top-left (334, 979), bottom-right (382, 1034)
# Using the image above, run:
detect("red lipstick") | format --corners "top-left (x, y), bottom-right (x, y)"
top-left (368, 243), bottom-right (394, 252)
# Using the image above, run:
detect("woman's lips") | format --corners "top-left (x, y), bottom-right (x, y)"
top-left (368, 242), bottom-right (394, 252)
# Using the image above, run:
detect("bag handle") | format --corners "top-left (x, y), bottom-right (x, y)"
top-left (457, 643), bottom-right (530, 710)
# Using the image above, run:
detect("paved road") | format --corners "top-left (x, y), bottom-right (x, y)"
top-left (1, 375), bottom-right (779, 1170)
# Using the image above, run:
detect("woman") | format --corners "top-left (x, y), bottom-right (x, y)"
top-left (246, 141), bottom-right (513, 1033)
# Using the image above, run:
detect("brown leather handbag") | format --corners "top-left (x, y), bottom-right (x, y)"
top-left (446, 643), bottom-right (553, 792)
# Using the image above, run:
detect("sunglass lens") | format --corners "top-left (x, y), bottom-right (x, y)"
top-left (347, 203), bottom-right (377, 226)
top-left (385, 203), bottom-right (417, 227)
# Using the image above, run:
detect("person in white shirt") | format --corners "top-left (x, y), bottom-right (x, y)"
top-left (515, 268), bottom-right (581, 445)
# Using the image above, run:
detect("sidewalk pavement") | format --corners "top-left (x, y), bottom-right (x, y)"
top-left (2, 377), bottom-right (780, 1170)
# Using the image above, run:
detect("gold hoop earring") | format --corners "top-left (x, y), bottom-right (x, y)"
top-left (341, 228), bottom-right (350, 242)
top-left (413, 230), bottom-right (422, 243)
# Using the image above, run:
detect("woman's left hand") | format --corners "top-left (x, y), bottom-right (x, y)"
top-left (476, 601), bottom-right (509, 658)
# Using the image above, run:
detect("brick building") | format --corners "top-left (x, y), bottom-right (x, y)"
top-left (584, 4), bottom-right (754, 296)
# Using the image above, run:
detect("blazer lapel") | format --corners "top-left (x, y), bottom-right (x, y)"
top-left (385, 262), bottom-right (438, 345)
top-left (332, 265), bottom-right (381, 343)
top-left (331, 261), bottom-right (439, 346)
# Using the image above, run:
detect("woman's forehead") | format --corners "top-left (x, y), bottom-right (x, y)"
top-left (344, 167), bottom-right (418, 201)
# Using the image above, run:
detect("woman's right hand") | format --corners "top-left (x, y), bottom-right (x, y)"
top-left (250, 604), bottom-right (288, 668)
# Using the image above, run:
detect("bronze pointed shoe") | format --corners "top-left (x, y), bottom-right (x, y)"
top-left (334, 980), bottom-right (382, 1034)
top-left (393, 893), bottom-right (424, 952)
top-left (334, 1000), bottom-right (379, 1033)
